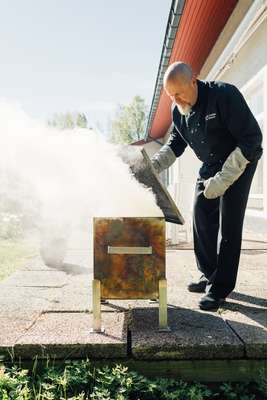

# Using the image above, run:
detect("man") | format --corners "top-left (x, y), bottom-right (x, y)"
top-left (151, 61), bottom-right (263, 311)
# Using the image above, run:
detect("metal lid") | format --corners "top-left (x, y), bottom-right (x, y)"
top-left (127, 147), bottom-right (184, 225)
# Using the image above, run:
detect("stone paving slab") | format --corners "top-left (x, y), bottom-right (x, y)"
top-left (130, 307), bottom-right (244, 360)
top-left (0, 287), bottom-right (61, 314)
top-left (19, 256), bottom-right (56, 271)
top-left (1, 245), bottom-right (267, 363)
top-left (167, 250), bottom-right (267, 310)
top-left (0, 312), bottom-right (41, 355)
top-left (14, 311), bottom-right (128, 359)
top-left (243, 227), bottom-right (267, 243)
top-left (169, 238), bottom-right (267, 250)
top-left (3, 270), bottom-right (69, 288)
top-left (59, 248), bottom-right (266, 314)
top-left (244, 240), bottom-right (267, 250)
top-left (49, 292), bottom-right (91, 312)
top-left (47, 275), bottom-right (91, 311)
top-left (228, 289), bottom-right (267, 309)
top-left (64, 254), bottom-right (92, 268)
top-left (221, 306), bottom-right (267, 358)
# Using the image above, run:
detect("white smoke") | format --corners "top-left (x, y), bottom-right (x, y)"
top-left (0, 100), bottom-right (162, 242)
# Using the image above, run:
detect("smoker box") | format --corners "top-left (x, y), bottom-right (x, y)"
top-left (93, 217), bottom-right (165, 300)
top-left (91, 148), bottom-right (184, 332)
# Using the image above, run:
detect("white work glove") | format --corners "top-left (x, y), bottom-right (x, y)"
top-left (151, 145), bottom-right (176, 174)
top-left (203, 147), bottom-right (250, 199)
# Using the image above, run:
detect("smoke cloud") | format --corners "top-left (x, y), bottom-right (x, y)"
top-left (0, 100), bottom-right (162, 246)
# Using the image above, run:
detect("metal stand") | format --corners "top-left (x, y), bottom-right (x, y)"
top-left (90, 279), bottom-right (105, 333)
top-left (158, 279), bottom-right (171, 332)
top-left (90, 278), bottom-right (170, 333)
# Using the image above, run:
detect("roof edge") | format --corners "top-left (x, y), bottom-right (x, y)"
top-left (144, 0), bottom-right (186, 140)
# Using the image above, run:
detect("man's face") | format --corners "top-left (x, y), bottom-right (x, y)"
top-left (164, 77), bottom-right (197, 115)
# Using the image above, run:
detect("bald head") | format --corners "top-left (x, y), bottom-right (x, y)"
top-left (163, 62), bottom-right (198, 116)
top-left (163, 62), bottom-right (193, 87)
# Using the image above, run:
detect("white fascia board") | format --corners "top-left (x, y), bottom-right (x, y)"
top-left (207, 0), bottom-right (267, 81)
top-left (241, 64), bottom-right (267, 93)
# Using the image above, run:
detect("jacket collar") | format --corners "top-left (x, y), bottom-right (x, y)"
top-left (191, 79), bottom-right (208, 111)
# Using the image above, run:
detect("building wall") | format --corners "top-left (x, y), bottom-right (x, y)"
top-left (199, 0), bottom-right (253, 80)
top-left (207, 7), bottom-right (267, 238)
top-left (162, 129), bottom-right (201, 242)
top-left (167, 2), bottom-right (267, 243)
top-left (166, 148), bottom-right (200, 243)
top-left (217, 15), bottom-right (267, 88)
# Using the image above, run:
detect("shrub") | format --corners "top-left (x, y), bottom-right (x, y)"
top-left (0, 212), bottom-right (23, 240)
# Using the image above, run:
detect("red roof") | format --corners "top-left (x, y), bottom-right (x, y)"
top-left (149, 0), bottom-right (238, 140)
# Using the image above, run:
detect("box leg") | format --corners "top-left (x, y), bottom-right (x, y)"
top-left (90, 279), bottom-right (105, 333)
top-left (159, 279), bottom-right (171, 332)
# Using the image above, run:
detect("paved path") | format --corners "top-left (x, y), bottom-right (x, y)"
top-left (0, 234), bottom-right (266, 378)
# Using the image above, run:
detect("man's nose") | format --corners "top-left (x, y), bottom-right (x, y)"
top-left (174, 95), bottom-right (182, 104)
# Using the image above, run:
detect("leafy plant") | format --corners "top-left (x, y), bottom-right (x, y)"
top-left (0, 360), bottom-right (266, 400)
top-left (219, 382), bottom-right (257, 400)
top-left (0, 212), bottom-right (23, 240)
top-left (0, 365), bottom-right (31, 399)
top-left (256, 368), bottom-right (267, 398)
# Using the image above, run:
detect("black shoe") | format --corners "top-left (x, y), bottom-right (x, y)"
top-left (187, 275), bottom-right (208, 293)
top-left (199, 294), bottom-right (225, 311)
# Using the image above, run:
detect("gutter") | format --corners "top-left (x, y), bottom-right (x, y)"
top-left (144, 0), bottom-right (186, 141)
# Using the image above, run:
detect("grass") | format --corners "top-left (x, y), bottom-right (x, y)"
top-left (0, 359), bottom-right (266, 399)
top-left (0, 238), bottom-right (38, 282)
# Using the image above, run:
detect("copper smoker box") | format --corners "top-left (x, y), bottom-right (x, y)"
top-left (91, 149), bottom-right (184, 333)
top-left (94, 217), bottom-right (165, 300)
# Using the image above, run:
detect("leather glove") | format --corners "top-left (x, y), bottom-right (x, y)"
top-left (203, 147), bottom-right (250, 199)
top-left (151, 145), bottom-right (176, 174)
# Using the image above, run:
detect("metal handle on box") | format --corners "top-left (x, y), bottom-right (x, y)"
top-left (107, 246), bottom-right (152, 255)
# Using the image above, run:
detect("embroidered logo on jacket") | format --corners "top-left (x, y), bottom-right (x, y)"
top-left (205, 113), bottom-right (216, 121)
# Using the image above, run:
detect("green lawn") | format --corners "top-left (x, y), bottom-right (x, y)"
top-left (0, 239), bottom-right (38, 282)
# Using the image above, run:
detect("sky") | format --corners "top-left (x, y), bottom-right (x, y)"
top-left (0, 1), bottom-right (172, 133)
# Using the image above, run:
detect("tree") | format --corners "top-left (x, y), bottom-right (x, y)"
top-left (110, 96), bottom-right (148, 144)
top-left (76, 113), bottom-right (88, 128)
top-left (48, 112), bottom-right (88, 130)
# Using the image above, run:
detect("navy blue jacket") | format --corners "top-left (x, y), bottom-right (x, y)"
top-left (166, 79), bottom-right (263, 178)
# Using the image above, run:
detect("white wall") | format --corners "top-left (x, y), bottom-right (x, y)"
top-left (167, 1), bottom-right (267, 243)
top-left (215, 15), bottom-right (267, 88)
top-left (210, 8), bottom-right (267, 236)
top-left (166, 147), bottom-right (200, 243)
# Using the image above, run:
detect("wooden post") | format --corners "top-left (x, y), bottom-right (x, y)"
top-left (158, 279), bottom-right (171, 332)
top-left (90, 279), bottom-right (105, 333)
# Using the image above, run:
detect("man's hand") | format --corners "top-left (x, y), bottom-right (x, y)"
top-left (203, 147), bottom-right (250, 199)
top-left (151, 145), bottom-right (176, 174)
top-left (203, 174), bottom-right (229, 199)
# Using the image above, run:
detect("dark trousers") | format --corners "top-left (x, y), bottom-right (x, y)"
top-left (193, 161), bottom-right (258, 299)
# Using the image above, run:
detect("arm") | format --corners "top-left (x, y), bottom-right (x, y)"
top-left (204, 84), bottom-right (263, 199)
top-left (204, 146), bottom-right (249, 199)
top-left (151, 124), bottom-right (187, 174)
top-left (218, 83), bottom-right (263, 162)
